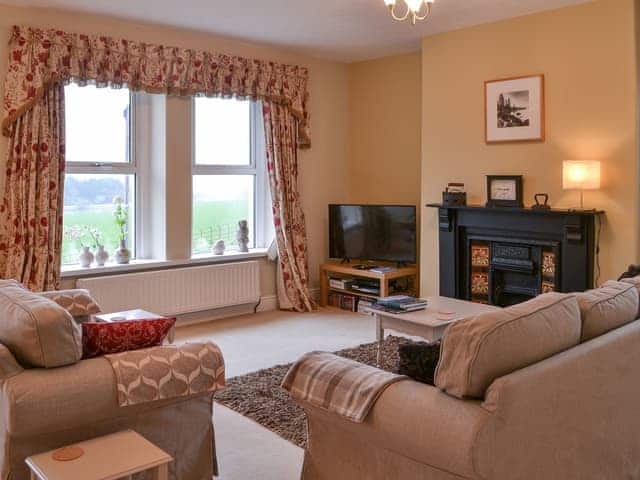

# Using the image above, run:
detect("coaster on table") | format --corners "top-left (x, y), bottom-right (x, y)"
top-left (436, 310), bottom-right (456, 321)
top-left (52, 446), bottom-right (84, 462)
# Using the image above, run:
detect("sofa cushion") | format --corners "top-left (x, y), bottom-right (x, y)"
top-left (620, 275), bottom-right (640, 316)
top-left (576, 280), bottom-right (638, 342)
top-left (38, 289), bottom-right (101, 322)
top-left (435, 292), bottom-right (581, 399)
top-left (397, 340), bottom-right (440, 385)
top-left (0, 343), bottom-right (23, 380)
top-left (81, 318), bottom-right (176, 358)
top-left (0, 284), bottom-right (82, 368)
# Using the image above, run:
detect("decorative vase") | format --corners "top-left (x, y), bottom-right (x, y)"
top-left (213, 240), bottom-right (226, 255)
top-left (114, 239), bottom-right (131, 264)
top-left (237, 220), bottom-right (249, 253)
top-left (79, 246), bottom-right (94, 268)
top-left (95, 245), bottom-right (109, 266)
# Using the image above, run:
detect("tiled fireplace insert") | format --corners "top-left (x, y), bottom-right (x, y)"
top-left (427, 204), bottom-right (603, 307)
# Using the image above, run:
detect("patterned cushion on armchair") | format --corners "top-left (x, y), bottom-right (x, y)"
top-left (38, 289), bottom-right (102, 322)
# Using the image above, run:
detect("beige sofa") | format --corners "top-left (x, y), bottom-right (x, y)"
top-left (0, 284), bottom-right (219, 480)
top-left (298, 281), bottom-right (640, 480)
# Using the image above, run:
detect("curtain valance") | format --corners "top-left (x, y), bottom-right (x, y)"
top-left (1, 25), bottom-right (311, 147)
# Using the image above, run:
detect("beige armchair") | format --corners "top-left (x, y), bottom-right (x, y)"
top-left (0, 286), bottom-right (219, 480)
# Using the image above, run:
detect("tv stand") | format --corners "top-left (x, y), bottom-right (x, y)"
top-left (319, 261), bottom-right (418, 307)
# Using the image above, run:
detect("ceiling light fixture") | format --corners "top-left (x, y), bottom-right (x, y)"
top-left (384, 0), bottom-right (435, 25)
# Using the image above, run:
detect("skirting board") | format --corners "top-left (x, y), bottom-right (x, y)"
top-left (175, 287), bottom-right (320, 327)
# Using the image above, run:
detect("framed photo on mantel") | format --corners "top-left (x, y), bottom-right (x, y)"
top-left (485, 74), bottom-right (545, 143)
top-left (486, 175), bottom-right (523, 208)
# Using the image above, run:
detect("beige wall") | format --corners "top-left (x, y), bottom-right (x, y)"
top-left (0, 4), bottom-right (351, 295)
top-left (1, 0), bottom-right (637, 303)
top-left (348, 53), bottom-right (422, 206)
top-left (421, 0), bottom-right (639, 295)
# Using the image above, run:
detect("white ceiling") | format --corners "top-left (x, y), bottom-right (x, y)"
top-left (3, 0), bottom-right (590, 62)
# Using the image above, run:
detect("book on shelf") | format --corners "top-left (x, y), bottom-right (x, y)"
top-left (350, 284), bottom-right (380, 295)
top-left (329, 277), bottom-right (354, 290)
top-left (327, 292), bottom-right (359, 312)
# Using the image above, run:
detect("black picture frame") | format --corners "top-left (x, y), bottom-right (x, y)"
top-left (486, 175), bottom-right (523, 208)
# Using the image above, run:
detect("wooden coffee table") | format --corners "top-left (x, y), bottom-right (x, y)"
top-left (26, 430), bottom-right (172, 480)
top-left (94, 309), bottom-right (175, 344)
top-left (371, 296), bottom-right (499, 367)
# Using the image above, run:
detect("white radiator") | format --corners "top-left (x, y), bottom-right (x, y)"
top-left (77, 261), bottom-right (261, 316)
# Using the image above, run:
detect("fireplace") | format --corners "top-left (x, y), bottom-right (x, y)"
top-left (469, 238), bottom-right (558, 306)
top-left (427, 204), bottom-right (602, 307)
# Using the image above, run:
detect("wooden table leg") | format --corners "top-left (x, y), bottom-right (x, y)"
top-left (376, 314), bottom-right (384, 368)
top-left (380, 278), bottom-right (389, 298)
top-left (320, 267), bottom-right (328, 307)
top-left (151, 464), bottom-right (168, 480)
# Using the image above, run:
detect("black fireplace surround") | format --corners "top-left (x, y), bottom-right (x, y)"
top-left (427, 204), bottom-right (603, 307)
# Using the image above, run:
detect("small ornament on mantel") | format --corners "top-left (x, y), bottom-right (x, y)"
top-left (213, 240), bottom-right (226, 255)
top-left (237, 220), bottom-right (249, 253)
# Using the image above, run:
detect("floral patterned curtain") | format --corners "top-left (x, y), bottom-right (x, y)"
top-left (263, 102), bottom-right (315, 312)
top-left (2, 26), bottom-right (311, 147)
top-left (0, 86), bottom-right (65, 291)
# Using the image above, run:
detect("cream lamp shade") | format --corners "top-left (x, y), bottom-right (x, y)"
top-left (563, 160), bottom-right (601, 190)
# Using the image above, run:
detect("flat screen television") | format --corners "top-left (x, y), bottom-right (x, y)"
top-left (329, 204), bottom-right (417, 264)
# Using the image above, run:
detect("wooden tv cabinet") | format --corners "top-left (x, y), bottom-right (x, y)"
top-left (319, 262), bottom-right (418, 307)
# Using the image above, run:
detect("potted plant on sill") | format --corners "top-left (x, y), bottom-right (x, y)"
top-left (113, 196), bottom-right (131, 264)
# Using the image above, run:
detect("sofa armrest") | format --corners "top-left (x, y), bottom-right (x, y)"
top-left (106, 342), bottom-right (225, 407)
top-left (301, 379), bottom-right (491, 479)
top-left (38, 289), bottom-right (102, 320)
top-left (0, 343), bottom-right (22, 381)
top-left (1, 351), bottom-right (218, 437)
top-left (476, 320), bottom-right (640, 480)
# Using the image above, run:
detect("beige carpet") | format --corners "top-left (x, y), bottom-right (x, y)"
top-left (175, 308), bottom-right (379, 480)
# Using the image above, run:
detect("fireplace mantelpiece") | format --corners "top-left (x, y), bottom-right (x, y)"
top-left (426, 204), bottom-right (603, 306)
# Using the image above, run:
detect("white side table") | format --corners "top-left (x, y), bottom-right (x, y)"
top-left (94, 309), bottom-right (176, 344)
top-left (26, 430), bottom-right (172, 480)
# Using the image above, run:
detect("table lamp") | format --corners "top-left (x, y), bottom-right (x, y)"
top-left (562, 160), bottom-right (601, 210)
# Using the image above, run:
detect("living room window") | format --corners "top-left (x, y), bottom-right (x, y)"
top-left (191, 97), bottom-right (269, 256)
top-left (62, 84), bottom-right (137, 265)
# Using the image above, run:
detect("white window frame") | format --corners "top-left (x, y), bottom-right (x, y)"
top-left (190, 98), bottom-right (268, 256)
top-left (64, 88), bottom-right (140, 261)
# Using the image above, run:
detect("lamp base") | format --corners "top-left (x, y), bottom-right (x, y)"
top-left (566, 190), bottom-right (598, 212)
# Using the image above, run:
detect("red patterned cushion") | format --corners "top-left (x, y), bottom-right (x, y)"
top-left (81, 318), bottom-right (176, 359)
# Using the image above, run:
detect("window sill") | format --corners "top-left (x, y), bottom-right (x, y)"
top-left (61, 248), bottom-right (269, 280)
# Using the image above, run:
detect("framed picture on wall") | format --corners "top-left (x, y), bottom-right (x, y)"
top-left (485, 74), bottom-right (545, 143)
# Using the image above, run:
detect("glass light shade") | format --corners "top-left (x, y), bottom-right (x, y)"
top-left (563, 160), bottom-right (601, 190)
top-left (383, 0), bottom-right (396, 6)
top-left (405, 0), bottom-right (424, 11)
